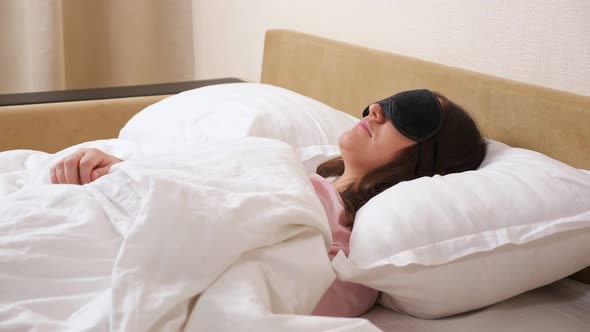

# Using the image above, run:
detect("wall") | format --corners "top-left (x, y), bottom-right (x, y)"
top-left (192, 0), bottom-right (590, 96)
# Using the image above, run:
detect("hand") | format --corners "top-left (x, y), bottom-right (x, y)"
top-left (50, 148), bottom-right (123, 185)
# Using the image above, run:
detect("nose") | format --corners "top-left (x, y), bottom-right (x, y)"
top-left (366, 103), bottom-right (386, 123)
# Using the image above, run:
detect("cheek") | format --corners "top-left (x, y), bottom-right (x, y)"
top-left (370, 147), bottom-right (398, 168)
top-left (369, 138), bottom-right (409, 168)
top-left (377, 140), bottom-right (401, 158)
top-left (378, 129), bottom-right (415, 161)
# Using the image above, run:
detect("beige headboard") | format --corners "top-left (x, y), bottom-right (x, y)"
top-left (261, 29), bottom-right (590, 170)
top-left (261, 29), bottom-right (590, 284)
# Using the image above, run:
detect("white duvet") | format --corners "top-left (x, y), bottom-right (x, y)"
top-left (0, 138), bottom-right (381, 332)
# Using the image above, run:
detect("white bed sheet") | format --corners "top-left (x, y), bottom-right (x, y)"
top-left (363, 278), bottom-right (590, 332)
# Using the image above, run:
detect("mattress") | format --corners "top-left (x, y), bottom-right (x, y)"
top-left (363, 278), bottom-right (590, 332)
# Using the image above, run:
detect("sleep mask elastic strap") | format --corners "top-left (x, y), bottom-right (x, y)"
top-left (415, 136), bottom-right (438, 177)
top-left (362, 89), bottom-right (443, 143)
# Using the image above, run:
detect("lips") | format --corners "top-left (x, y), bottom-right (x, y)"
top-left (358, 120), bottom-right (372, 137)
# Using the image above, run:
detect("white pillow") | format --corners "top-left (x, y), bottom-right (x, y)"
top-left (119, 83), bottom-right (358, 154)
top-left (331, 140), bottom-right (590, 319)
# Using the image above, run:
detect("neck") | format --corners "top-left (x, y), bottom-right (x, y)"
top-left (332, 169), bottom-right (362, 193)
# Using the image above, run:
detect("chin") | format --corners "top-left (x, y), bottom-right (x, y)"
top-left (338, 131), bottom-right (356, 153)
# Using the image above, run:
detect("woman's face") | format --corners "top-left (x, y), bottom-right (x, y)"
top-left (338, 103), bottom-right (416, 178)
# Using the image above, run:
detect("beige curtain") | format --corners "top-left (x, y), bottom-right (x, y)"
top-left (0, 0), bottom-right (195, 94)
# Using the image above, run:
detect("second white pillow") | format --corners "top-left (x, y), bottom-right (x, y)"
top-left (332, 140), bottom-right (590, 318)
top-left (119, 83), bottom-right (358, 154)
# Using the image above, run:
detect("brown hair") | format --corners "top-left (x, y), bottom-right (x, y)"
top-left (317, 92), bottom-right (486, 226)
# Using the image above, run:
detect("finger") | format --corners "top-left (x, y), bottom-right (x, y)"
top-left (63, 156), bottom-right (82, 185)
top-left (91, 166), bottom-right (111, 181)
top-left (79, 153), bottom-right (99, 184)
top-left (50, 166), bottom-right (58, 184)
top-left (55, 163), bottom-right (67, 184)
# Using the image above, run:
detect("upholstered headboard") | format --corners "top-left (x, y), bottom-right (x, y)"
top-left (260, 29), bottom-right (590, 284)
top-left (261, 29), bottom-right (590, 170)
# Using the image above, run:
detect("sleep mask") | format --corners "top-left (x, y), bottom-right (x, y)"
top-left (362, 89), bottom-right (443, 143)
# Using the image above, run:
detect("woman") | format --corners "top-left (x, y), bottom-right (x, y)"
top-left (307, 89), bottom-right (486, 317)
top-left (50, 89), bottom-right (486, 317)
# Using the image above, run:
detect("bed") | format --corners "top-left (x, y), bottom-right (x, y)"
top-left (0, 29), bottom-right (589, 331)
top-left (259, 30), bottom-right (590, 330)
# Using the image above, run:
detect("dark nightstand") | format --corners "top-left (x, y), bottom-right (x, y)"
top-left (0, 78), bottom-right (244, 106)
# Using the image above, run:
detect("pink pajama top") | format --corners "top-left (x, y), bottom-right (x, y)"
top-left (309, 174), bottom-right (379, 317)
